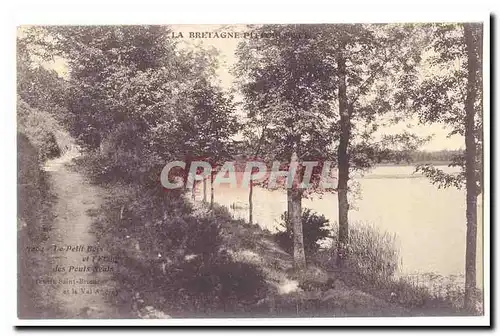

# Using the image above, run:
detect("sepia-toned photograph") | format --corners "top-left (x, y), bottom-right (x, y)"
top-left (16, 22), bottom-right (488, 322)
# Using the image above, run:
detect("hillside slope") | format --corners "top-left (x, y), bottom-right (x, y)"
top-left (211, 205), bottom-right (408, 317)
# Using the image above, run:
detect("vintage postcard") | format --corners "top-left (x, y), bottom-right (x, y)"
top-left (16, 22), bottom-right (489, 325)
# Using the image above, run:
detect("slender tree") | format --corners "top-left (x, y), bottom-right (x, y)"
top-left (463, 24), bottom-right (481, 312)
top-left (185, 79), bottom-right (240, 208)
top-left (236, 25), bottom-right (336, 269)
top-left (248, 124), bottom-right (267, 225)
top-left (412, 23), bottom-right (483, 312)
top-left (320, 24), bottom-right (429, 267)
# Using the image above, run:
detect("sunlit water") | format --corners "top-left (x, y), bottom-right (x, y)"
top-left (195, 165), bottom-right (483, 285)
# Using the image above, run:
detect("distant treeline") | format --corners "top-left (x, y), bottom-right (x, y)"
top-left (409, 149), bottom-right (463, 164)
top-left (228, 149), bottom-right (463, 170)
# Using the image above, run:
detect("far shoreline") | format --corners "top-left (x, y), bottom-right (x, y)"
top-left (375, 161), bottom-right (452, 167)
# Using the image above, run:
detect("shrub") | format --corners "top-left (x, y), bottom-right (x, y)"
top-left (274, 208), bottom-right (331, 255)
top-left (38, 131), bottom-right (61, 161)
top-left (345, 222), bottom-right (400, 281)
top-left (73, 145), bottom-right (167, 188)
top-left (17, 132), bottom-right (54, 236)
top-left (95, 177), bottom-right (268, 316)
top-left (172, 253), bottom-right (268, 315)
top-left (17, 99), bottom-right (61, 162)
top-left (17, 132), bottom-right (56, 318)
top-left (313, 221), bottom-right (400, 282)
top-left (211, 204), bottom-right (233, 221)
top-left (319, 222), bottom-right (461, 312)
top-left (152, 214), bottom-right (223, 260)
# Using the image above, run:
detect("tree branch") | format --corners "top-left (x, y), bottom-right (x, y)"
top-left (348, 50), bottom-right (391, 107)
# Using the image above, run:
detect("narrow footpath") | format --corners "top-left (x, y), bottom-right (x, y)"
top-left (37, 149), bottom-right (120, 318)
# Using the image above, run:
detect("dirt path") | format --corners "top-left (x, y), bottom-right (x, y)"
top-left (39, 149), bottom-right (121, 318)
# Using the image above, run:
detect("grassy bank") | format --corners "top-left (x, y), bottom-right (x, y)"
top-left (17, 132), bottom-right (59, 318)
top-left (83, 182), bottom-right (409, 317)
top-left (71, 152), bottom-right (470, 317)
top-left (64, 148), bottom-right (476, 317)
top-left (272, 218), bottom-right (467, 316)
top-left (71, 151), bottom-right (271, 317)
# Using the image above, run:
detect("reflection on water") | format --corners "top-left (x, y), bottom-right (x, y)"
top-left (196, 165), bottom-right (482, 285)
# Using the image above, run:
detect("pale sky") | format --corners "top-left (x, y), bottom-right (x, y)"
top-left (41, 24), bottom-right (464, 151)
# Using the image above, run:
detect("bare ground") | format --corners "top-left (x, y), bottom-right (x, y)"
top-left (19, 150), bottom-right (122, 318)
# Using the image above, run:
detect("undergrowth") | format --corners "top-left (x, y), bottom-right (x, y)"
top-left (17, 132), bottom-right (58, 318)
top-left (78, 154), bottom-right (268, 317)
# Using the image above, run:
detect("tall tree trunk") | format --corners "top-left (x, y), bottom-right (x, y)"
top-left (185, 156), bottom-right (194, 200)
top-left (463, 23), bottom-right (479, 312)
top-left (290, 188), bottom-right (305, 269)
top-left (249, 182), bottom-right (253, 224)
top-left (203, 177), bottom-right (207, 203)
top-left (191, 183), bottom-right (196, 201)
top-left (287, 188), bottom-right (293, 232)
top-left (248, 125), bottom-right (268, 225)
top-left (290, 151), bottom-right (306, 269)
top-left (336, 49), bottom-right (351, 269)
top-left (210, 172), bottom-right (214, 209)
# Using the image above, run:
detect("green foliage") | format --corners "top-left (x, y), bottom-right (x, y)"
top-left (343, 222), bottom-right (400, 281)
top-left (310, 222), bottom-right (458, 312)
top-left (17, 131), bottom-right (58, 318)
top-left (17, 28), bottom-right (69, 118)
top-left (313, 221), bottom-right (400, 282)
top-left (274, 208), bottom-right (331, 255)
top-left (415, 164), bottom-right (465, 189)
top-left (410, 23), bottom-right (483, 194)
top-left (17, 99), bottom-right (61, 162)
top-left (38, 131), bottom-right (61, 161)
top-left (89, 170), bottom-right (267, 316)
top-left (17, 132), bottom-right (43, 226)
top-left (235, 25), bottom-right (336, 164)
top-left (17, 28), bottom-right (66, 162)
top-left (55, 26), bottom-right (179, 150)
top-left (17, 24), bottom-right (480, 316)
top-left (157, 78), bottom-right (240, 168)
top-left (17, 33), bottom-right (61, 319)
top-left (409, 23), bottom-right (483, 312)
top-left (236, 24), bottom-right (430, 269)
top-left (43, 26), bottom-right (240, 189)
top-left (171, 253), bottom-right (267, 314)
top-left (35, 25), bottom-right (254, 315)
top-left (17, 132), bottom-right (53, 238)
